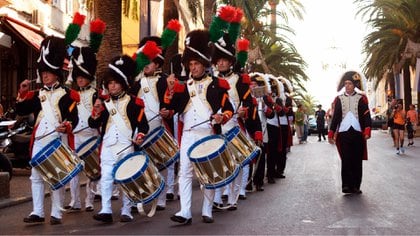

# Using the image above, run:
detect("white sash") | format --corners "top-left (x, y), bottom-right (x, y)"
top-left (140, 78), bottom-right (159, 117)
top-left (186, 78), bottom-right (212, 121)
top-left (39, 89), bottom-right (61, 126)
top-left (104, 99), bottom-right (133, 140)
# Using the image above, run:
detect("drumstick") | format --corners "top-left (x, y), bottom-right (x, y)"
top-left (185, 112), bottom-right (239, 131)
top-left (35, 119), bottom-right (68, 141)
top-left (116, 144), bottom-right (133, 156)
top-left (73, 126), bottom-right (90, 134)
top-left (148, 114), bottom-right (160, 123)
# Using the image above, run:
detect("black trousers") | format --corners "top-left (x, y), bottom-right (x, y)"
top-left (317, 123), bottom-right (326, 140)
top-left (253, 143), bottom-right (267, 186)
top-left (267, 124), bottom-right (288, 178)
top-left (337, 128), bottom-right (364, 190)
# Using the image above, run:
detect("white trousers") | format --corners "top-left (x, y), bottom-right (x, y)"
top-left (157, 162), bottom-right (176, 207)
top-left (30, 140), bottom-right (65, 219)
top-left (98, 144), bottom-right (132, 217)
top-left (175, 130), bottom-right (214, 219)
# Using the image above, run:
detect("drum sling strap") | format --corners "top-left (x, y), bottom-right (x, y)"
top-left (140, 78), bottom-right (160, 119)
top-left (104, 99), bottom-right (133, 141)
top-left (187, 78), bottom-right (212, 121)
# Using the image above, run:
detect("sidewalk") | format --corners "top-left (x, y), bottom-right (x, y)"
top-left (0, 168), bottom-right (87, 209)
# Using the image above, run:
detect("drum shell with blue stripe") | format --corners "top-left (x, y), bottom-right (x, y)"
top-left (30, 138), bottom-right (83, 190)
top-left (224, 126), bottom-right (261, 167)
top-left (140, 127), bottom-right (179, 171)
top-left (187, 135), bottom-right (240, 189)
top-left (76, 137), bottom-right (101, 181)
top-left (113, 152), bottom-right (164, 204)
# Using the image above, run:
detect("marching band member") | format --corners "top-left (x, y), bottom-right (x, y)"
top-left (211, 31), bottom-right (263, 209)
top-left (169, 29), bottom-right (234, 224)
top-left (130, 20), bottom-right (181, 210)
top-left (264, 76), bottom-right (289, 183)
top-left (63, 14), bottom-right (105, 213)
top-left (18, 36), bottom-right (79, 225)
top-left (89, 55), bottom-right (149, 223)
top-left (328, 71), bottom-right (371, 194)
top-left (249, 73), bottom-right (270, 191)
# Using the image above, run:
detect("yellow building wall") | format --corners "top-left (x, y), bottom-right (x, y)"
top-left (122, 15), bottom-right (139, 57)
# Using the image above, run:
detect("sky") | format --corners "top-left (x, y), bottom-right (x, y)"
top-left (288, 0), bottom-right (371, 109)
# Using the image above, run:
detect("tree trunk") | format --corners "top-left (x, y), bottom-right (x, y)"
top-left (203, 0), bottom-right (215, 29)
top-left (94, 0), bottom-right (122, 85)
top-left (403, 61), bottom-right (412, 110)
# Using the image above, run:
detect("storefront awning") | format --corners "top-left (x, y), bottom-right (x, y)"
top-left (0, 16), bottom-right (44, 50)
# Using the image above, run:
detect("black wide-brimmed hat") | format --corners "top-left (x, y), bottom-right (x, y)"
top-left (103, 55), bottom-right (136, 90)
top-left (37, 36), bottom-right (66, 80)
top-left (182, 29), bottom-right (211, 68)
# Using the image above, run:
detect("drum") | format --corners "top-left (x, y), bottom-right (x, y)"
top-left (30, 138), bottom-right (83, 190)
top-left (113, 152), bottom-right (164, 204)
top-left (188, 135), bottom-right (240, 190)
top-left (76, 137), bottom-right (101, 181)
top-left (224, 126), bottom-right (261, 167)
top-left (140, 127), bottom-right (179, 171)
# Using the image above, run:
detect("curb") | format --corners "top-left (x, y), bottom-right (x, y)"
top-left (0, 182), bottom-right (87, 210)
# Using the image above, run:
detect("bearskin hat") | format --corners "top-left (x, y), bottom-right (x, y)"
top-left (103, 55), bottom-right (136, 91)
top-left (68, 46), bottom-right (97, 81)
top-left (37, 36), bottom-right (66, 80)
top-left (182, 29), bottom-right (211, 68)
top-left (211, 33), bottom-right (236, 64)
top-left (337, 71), bottom-right (364, 92)
top-left (139, 36), bottom-right (164, 67)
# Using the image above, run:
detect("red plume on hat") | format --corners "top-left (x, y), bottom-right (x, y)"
top-left (89, 18), bottom-right (106, 53)
top-left (65, 12), bottom-right (86, 45)
top-left (133, 40), bottom-right (162, 75)
top-left (161, 19), bottom-right (182, 49)
top-left (236, 38), bottom-right (249, 68)
top-left (209, 5), bottom-right (236, 43)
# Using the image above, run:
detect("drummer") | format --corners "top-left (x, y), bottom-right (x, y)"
top-left (130, 34), bottom-right (178, 211)
top-left (17, 36), bottom-right (79, 225)
top-left (210, 32), bottom-right (263, 209)
top-left (64, 16), bottom-right (105, 213)
top-left (89, 55), bottom-right (149, 223)
top-left (169, 29), bottom-right (234, 224)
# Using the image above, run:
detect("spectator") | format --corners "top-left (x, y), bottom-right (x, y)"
top-left (406, 104), bottom-right (418, 146)
top-left (315, 104), bottom-right (326, 141)
top-left (295, 104), bottom-right (305, 144)
top-left (392, 103), bottom-right (406, 154)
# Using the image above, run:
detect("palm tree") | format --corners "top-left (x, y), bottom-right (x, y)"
top-left (356, 0), bottom-right (420, 109)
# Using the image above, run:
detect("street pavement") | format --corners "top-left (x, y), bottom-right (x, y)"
top-left (0, 130), bottom-right (419, 235)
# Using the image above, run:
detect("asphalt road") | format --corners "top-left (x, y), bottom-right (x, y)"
top-left (0, 130), bottom-right (419, 235)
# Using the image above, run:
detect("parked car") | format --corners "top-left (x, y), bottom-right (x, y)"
top-left (307, 115), bottom-right (327, 135)
top-left (371, 114), bottom-right (388, 130)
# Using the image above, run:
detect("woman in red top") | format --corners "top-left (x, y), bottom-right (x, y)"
top-left (392, 103), bottom-right (406, 154)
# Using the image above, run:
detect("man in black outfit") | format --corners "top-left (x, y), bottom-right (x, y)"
top-left (315, 104), bottom-right (326, 141)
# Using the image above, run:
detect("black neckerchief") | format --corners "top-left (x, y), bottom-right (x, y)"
top-left (42, 81), bottom-right (60, 91)
top-left (78, 85), bottom-right (92, 92)
top-left (218, 69), bottom-right (233, 78)
top-left (191, 72), bottom-right (207, 81)
top-left (110, 91), bottom-right (126, 100)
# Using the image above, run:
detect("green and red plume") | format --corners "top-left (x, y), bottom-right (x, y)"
top-left (134, 40), bottom-right (162, 74)
top-left (236, 38), bottom-right (249, 68)
top-left (161, 19), bottom-right (182, 49)
top-left (209, 5), bottom-right (236, 43)
top-left (228, 8), bottom-right (243, 44)
top-left (89, 18), bottom-right (106, 53)
top-left (65, 12), bottom-right (86, 45)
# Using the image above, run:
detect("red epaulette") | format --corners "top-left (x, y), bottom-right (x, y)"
top-left (218, 78), bottom-right (231, 90)
top-left (361, 94), bottom-right (369, 104)
top-left (173, 80), bottom-right (186, 93)
top-left (69, 89), bottom-right (80, 102)
top-left (252, 97), bottom-right (258, 105)
top-left (26, 91), bottom-right (36, 100)
top-left (134, 96), bottom-right (145, 107)
top-left (241, 73), bottom-right (251, 85)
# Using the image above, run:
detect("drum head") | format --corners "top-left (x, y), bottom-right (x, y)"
top-left (76, 137), bottom-right (100, 159)
top-left (113, 153), bottom-right (149, 182)
top-left (30, 138), bottom-right (61, 167)
top-left (188, 135), bottom-right (226, 162)
top-left (140, 126), bottom-right (163, 149)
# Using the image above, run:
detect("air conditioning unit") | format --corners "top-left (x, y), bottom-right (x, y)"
top-left (31, 9), bottom-right (38, 24)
